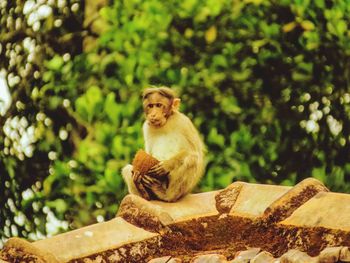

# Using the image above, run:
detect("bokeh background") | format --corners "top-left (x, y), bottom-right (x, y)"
top-left (1, 0), bottom-right (350, 246)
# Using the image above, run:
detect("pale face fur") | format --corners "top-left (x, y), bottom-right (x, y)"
top-left (143, 92), bottom-right (173, 128)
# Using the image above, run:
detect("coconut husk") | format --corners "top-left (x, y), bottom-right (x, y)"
top-left (132, 150), bottom-right (159, 176)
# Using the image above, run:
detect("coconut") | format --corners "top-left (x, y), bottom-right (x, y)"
top-left (132, 150), bottom-right (159, 176)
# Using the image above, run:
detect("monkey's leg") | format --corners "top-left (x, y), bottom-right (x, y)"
top-left (154, 153), bottom-right (201, 202)
top-left (121, 164), bottom-right (143, 196)
top-left (122, 164), bottom-right (152, 200)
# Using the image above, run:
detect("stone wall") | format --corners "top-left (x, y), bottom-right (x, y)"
top-left (1, 178), bottom-right (350, 262)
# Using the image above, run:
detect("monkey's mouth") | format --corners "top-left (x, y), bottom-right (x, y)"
top-left (149, 119), bottom-right (164, 127)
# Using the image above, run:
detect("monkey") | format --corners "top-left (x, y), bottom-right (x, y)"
top-left (122, 86), bottom-right (205, 202)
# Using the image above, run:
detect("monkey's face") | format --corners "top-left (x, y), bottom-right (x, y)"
top-left (143, 93), bottom-right (172, 128)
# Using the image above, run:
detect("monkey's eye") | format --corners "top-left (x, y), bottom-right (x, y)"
top-left (156, 103), bottom-right (162, 108)
top-left (148, 104), bottom-right (154, 108)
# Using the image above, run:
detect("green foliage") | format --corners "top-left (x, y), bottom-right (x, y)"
top-left (1, 0), bottom-right (350, 244)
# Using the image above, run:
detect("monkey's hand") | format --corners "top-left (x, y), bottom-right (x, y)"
top-left (132, 169), bottom-right (142, 184)
top-left (132, 170), bottom-right (151, 200)
top-left (147, 161), bottom-right (170, 179)
top-left (141, 175), bottom-right (163, 189)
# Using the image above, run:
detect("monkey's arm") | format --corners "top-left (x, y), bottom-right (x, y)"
top-left (147, 150), bottom-right (193, 177)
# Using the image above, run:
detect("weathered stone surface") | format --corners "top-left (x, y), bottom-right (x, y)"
top-left (263, 178), bottom-right (329, 223)
top-left (118, 194), bottom-right (174, 232)
top-left (231, 247), bottom-right (261, 262)
top-left (3, 178), bottom-right (350, 263)
top-left (33, 217), bottom-right (158, 262)
top-left (161, 213), bottom-right (251, 255)
top-left (340, 247), bottom-right (350, 262)
top-left (281, 192), bottom-right (350, 230)
top-left (151, 191), bottom-right (218, 221)
top-left (0, 237), bottom-right (59, 263)
top-left (318, 246), bottom-right (341, 262)
top-left (69, 235), bottom-right (162, 263)
top-left (279, 249), bottom-right (318, 263)
top-left (250, 251), bottom-right (275, 263)
top-left (230, 183), bottom-right (291, 217)
top-left (215, 182), bottom-right (245, 214)
top-left (191, 254), bottom-right (227, 263)
top-left (148, 256), bottom-right (182, 262)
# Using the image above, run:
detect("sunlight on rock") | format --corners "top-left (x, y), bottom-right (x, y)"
top-left (84, 231), bottom-right (94, 237)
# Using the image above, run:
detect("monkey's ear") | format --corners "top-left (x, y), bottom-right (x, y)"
top-left (172, 98), bottom-right (181, 111)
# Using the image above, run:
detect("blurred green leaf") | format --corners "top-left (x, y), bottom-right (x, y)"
top-left (46, 56), bottom-right (64, 71)
top-left (208, 128), bottom-right (225, 148)
top-left (47, 199), bottom-right (68, 214)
